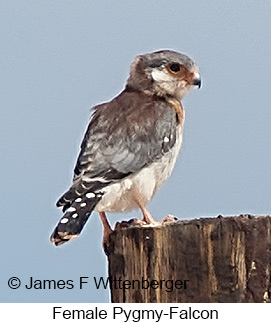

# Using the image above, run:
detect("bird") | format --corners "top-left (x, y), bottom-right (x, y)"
top-left (50, 49), bottom-right (201, 247)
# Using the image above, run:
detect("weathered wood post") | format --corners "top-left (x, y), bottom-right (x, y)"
top-left (106, 215), bottom-right (271, 302)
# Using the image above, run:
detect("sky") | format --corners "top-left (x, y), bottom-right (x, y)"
top-left (1, 0), bottom-right (271, 303)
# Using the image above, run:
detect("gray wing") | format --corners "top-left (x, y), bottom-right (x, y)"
top-left (57, 90), bottom-right (178, 208)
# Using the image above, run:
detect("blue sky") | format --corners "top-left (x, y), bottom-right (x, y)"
top-left (1, 0), bottom-right (271, 302)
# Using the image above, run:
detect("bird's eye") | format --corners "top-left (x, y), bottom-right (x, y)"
top-left (169, 63), bottom-right (181, 73)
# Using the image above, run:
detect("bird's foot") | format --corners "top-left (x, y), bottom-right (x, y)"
top-left (162, 214), bottom-right (178, 223)
top-left (113, 213), bottom-right (178, 234)
top-left (114, 218), bottom-right (147, 230)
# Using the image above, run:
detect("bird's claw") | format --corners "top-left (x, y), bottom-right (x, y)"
top-left (162, 214), bottom-right (178, 223)
top-left (114, 218), bottom-right (147, 230)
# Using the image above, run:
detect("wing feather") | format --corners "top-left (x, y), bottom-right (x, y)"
top-left (57, 90), bottom-right (178, 208)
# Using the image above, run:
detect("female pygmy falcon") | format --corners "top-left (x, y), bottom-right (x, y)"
top-left (50, 50), bottom-right (201, 247)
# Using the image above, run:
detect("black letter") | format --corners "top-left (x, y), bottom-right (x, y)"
top-left (66, 280), bottom-right (74, 289)
top-left (93, 277), bottom-right (110, 289)
top-left (25, 276), bottom-right (33, 289)
top-left (79, 277), bottom-right (89, 289)
top-left (53, 306), bottom-right (62, 319)
top-left (169, 307), bottom-right (178, 319)
top-left (113, 307), bottom-right (123, 319)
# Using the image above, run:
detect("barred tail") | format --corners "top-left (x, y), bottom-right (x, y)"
top-left (50, 192), bottom-right (103, 246)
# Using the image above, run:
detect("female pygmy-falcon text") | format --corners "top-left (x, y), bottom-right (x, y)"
top-left (50, 50), bottom-right (201, 246)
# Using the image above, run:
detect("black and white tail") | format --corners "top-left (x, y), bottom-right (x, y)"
top-left (50, 192), bottom-right (103, 246)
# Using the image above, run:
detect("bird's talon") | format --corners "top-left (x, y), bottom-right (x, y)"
top-left (131, 218), bottom-right (147, 226)
top-left (114, 218), bottom-right (147, 230)
top-left (162, 214), bottom-right (178, 223)
top-left (114, 220), bottom-right (130, 230)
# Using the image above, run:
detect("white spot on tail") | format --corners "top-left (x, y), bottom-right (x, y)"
top-left (75, 197), bottom-right (82, 203)
top-left (86, 192), bottom-right (95, 198)
top-left (80, 202), bottom-right (87, 207)
top-left (66, 207), bottom-right (76, 212)
top-left (72, 213), bottom-right (79, 219)
top-left (163, 136), bottom-right (169, 143)
top-left (60, 218), bottom-right (69, 224)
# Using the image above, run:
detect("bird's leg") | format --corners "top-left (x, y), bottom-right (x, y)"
top-left (134, 194), bottom-right (156, 224)
top-left (99, 211), bottom-right (113, 250)
top-left (140, 204), bottom-right (156, 224)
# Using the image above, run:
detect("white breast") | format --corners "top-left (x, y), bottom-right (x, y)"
top-left (95, 123), bottom-right (184, 213)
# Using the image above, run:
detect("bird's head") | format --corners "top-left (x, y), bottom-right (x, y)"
top-left (126, 50), bottom-right (201, 101)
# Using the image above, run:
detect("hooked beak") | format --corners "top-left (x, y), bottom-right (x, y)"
top-left (189, 72), bottom-right (201, 88)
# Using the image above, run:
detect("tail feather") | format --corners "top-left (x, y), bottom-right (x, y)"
top-left (50, 191), bottom-right (103, 246)
top-left (56, 180), bottom-right (109, 208)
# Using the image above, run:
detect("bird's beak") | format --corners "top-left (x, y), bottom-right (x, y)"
top-left (189, 72), bottom-right (201, 89)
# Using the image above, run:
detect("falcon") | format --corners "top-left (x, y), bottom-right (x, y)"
top-left (50, 50), bottom-right (201, 246)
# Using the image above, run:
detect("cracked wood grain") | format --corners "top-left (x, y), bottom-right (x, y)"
top-left (106, 215), bottom-right (271, 303)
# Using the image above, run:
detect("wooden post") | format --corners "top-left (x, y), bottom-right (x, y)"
top-left (106, 215), bottom-right (271, 303)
